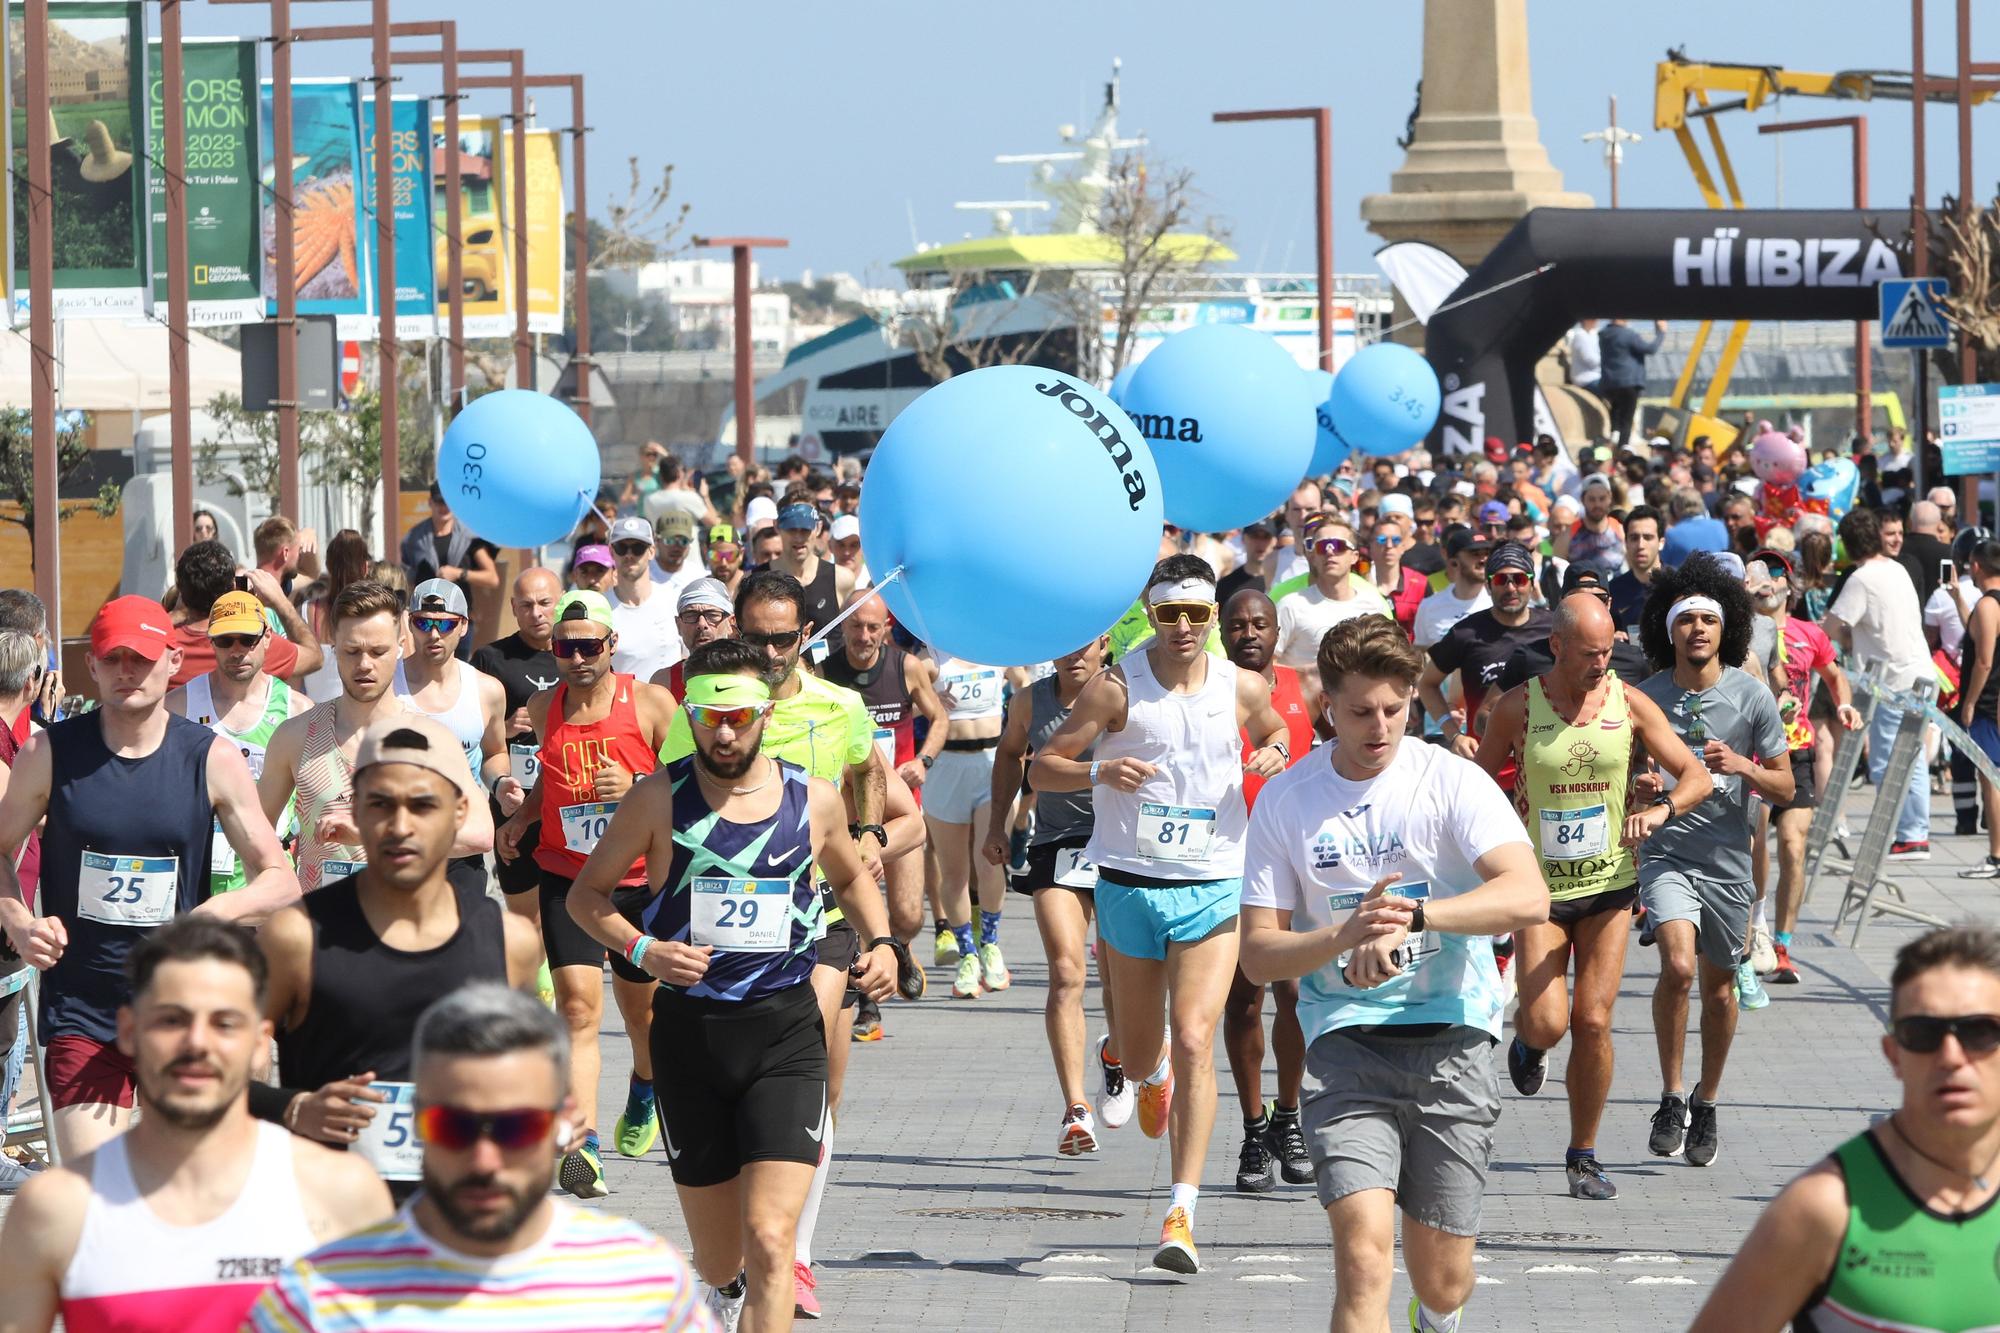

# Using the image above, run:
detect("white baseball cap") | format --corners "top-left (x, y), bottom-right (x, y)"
top-left (829, 514), bottom-right (860, 541)
top-left (745, 496), bottom-right (779, 531)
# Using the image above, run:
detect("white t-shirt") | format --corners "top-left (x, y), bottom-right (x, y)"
top-left (1272, 546), bottom-right (1311, 587)
top-left (1241, 740), bottom-right (1529, 1041)
top-left (609, 583), bottom-right (684, 682)
top-left (1827, 556), bottom-right (1929, 690)
top-left (650, 554), bottom-right (709, 601)
top-left (1566, 325), bottom-right (1602, 387)
top-left (1925, 577), bottom-right (1978, 660)
top-left (1274, 585), bottom-right (1388, 669)
top-left (1412, 584), bottom-right (1491, 649)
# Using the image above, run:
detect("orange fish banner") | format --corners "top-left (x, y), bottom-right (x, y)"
top-left (497, 127), bottom-right (565, 335)
top-left (260, 78), bottom-right (375, 335)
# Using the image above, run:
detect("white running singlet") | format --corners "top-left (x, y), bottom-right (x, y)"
top-left (392, 658), bottom-right (487, 779)
top-left (60, 1120), bottom-right (318, 1333)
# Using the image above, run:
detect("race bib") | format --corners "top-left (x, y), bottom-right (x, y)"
top-left (77, 852), bottom-right (179, 927)
top-left (1539, 804), bottom-right (1609, 859)
top-left (350, 1081), bottom-right (421, 1182)
top-left (509, 742), bottom-right (541, 789)
top-left (1054, 846), bottom-right (1098, 889)
top-left (560, 801), bottom-right (617, 855)
top-left (690, 877), bottom-right (791, 952)
top-left (319, 858), bottom-right (365, 882)
top-left (1136, 803), bottom-right (1217, 864)
top-left (940, 670), bottom-right (1000, 712)
top-left (209, 819), bottom-right (236, 879)
top-left (873, 728), bottom-right (895, 768)
top-left (1328, 882), bottom-right (1437, 976)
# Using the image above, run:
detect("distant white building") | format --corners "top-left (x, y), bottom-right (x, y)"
top-left (599, 259), bottom-right (796, 353)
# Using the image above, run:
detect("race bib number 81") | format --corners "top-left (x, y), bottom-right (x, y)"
top-left (77, 852), bottom-right (179, 926)
top-left (1137, 803), bottom-right (1216, 864)
top-left (690, 878), bottom-right (791, 952)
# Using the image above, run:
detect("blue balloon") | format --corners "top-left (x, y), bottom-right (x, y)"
top-left (858, 365), bottom-right (1163, 666)
top-left (1325, 341), bottom-right (1441, 458)
top-left (436, 390), bottom-right (600, 548)
top-left (1107, 363), bottom-right (1137, 406)
top-left (1304, 369), bottom-right (1350, 476)
top-left (1119, 324), bottom-right (1315, 531)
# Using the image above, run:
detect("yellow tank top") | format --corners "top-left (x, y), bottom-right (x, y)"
top-left (1520, 674), bottom-right (1634, 901)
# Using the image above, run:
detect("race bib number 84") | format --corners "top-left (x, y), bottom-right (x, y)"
top-left (1539, 804), bottom-right (1609, 859)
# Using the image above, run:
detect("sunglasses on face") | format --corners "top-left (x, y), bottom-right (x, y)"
top-left (412, 615), bottom-right (463, 637)
top-left (415, 1104), bottom-right (559, 1151)
top-left (685, 701), bottom-right (771, 730)
top-left (1892, 1013), bottom-right (2000, 1055)
top-left (678, 608), bottom-right (730, 628)
top-left (612, 541), bottom-right (651, 558)
top-left (1375, 533), bottom-right (1403, 547)
top-left (741, 628), bottom-right (803, 650)
top-left (552, 636), bottom-right (609, 660)
top-left (1488, 572), bottom-right (1531, 589)
top-left (211, 632), bottom-right (263, 652)
top-left (711, 545), bottom-right (741, 562)
top-left (1149, 600), bottom-right (1216, 628)
top-left (660, 537), bottom-right (691, 549)
top-left (1314, 538), bottom-right (1355, 557)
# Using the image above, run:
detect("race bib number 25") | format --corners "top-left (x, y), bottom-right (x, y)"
top-left (77, 852), bottom-right (179, 926)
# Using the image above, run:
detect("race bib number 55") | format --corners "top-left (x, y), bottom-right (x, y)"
top-left (351, 1082), bottom-right (420, 1182)
top-left (78, 853), bottom-right (179, 926)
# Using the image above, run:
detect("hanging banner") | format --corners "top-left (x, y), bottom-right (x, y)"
top-left (145, 38), bottom-right (260, 325)
top-left (260, 77), bottom-right (373, 337)
top-left (360, 94), bottom-right (436, 338)
top-left (499, 126), bottom-right (565, 335)
top-left (8, 0), bottom-right (149, 321)
top-left (433, 113), bottom-right (512, 339)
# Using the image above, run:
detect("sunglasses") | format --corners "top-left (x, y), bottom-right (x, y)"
top-left (677, 607), bottom-right (731, 628)
top-left (660, 537), bottom-right (691, 549)
top-left (411, 615), bottom-right (464, 636)
top-left (211, 632), bottom-right (263, 652)
top-left (711, 545), bottom-right (741, 562)
top-left (1314, 538), bottom-right (1355, 557)
top-left (741, 628), bottom-right (803, 650)
top-left (1149, 600), bottom-right (1216, 628)
top-left (415, 1104), bottom-right (559, 1151)
top-left (1488, 572), bottom-right (1531, 589)
top-left (1375, 533), bottom-right (1403, 547)
top-left (685, 701), bottom-right (771, 730)
top-left (1892, 1013), bottom-right (2000, 1055)
top-left (612, 541), bottom-right (651, 558)
top-left (551, 636), bottom-right (609, 660)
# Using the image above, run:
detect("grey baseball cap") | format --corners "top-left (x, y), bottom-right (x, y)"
top-left (410, 578), bottom-right (469, 618)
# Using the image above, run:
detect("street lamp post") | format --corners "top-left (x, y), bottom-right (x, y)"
top-left (386, 24), bottom-right (467, 413)
top-left (1758, 116), bottom-right (1870, 442)
top-left (24, 0), bottom-right (58, 639)
top-left (1582, 94), bottom-right (1641, 209)
top-left (692, 236), bottom-right (787, 466)
top-left (1212, 107), bottom-right (1333, 369)
top-left (459, 50), bottom-right (531, 390)
top-left (158, 0), bottom-right (195, 555)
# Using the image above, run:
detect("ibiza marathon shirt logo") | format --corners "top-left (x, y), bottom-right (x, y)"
top-left (1311, 816), bottom-right (1405, 873)
top-left (1033, 378), bottom-right (1150, 512)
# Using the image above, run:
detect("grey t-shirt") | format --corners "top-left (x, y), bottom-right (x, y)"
top-left (1027, 675), bottom-right (1095, 844)
top-left (1636, 665), bottom-right (1786, 884)
top-left (1750, 614), bottom-right (1777, 675)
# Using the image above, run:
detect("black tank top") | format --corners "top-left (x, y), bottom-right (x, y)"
top-left (1978, 589), bottom-right (2000, 719)
top-left (822, 640), bottom-right (912, 764)
top-left (277, 876), bottom-right (506, 1089)
top-left (800, 560), bottom-right (840, 641)
top-left (40, 713), bottom-right (214, 1042)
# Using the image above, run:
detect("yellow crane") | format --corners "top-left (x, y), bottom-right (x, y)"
top-left (1650, 50), bottom-right (1996, 446)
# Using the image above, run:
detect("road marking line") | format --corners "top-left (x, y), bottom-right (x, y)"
top-left (1629, 1276), bottom-right (1700, 1286)
top-left (1613, 1253), bottom-right (1682, 1264)
top-left (1231, 1254), bottom-right (1301, 1264)
top-left (1526, 1263), bottom-right (1601, 1274)
top-left (1037, 1275), bottom-right (1114, 1283)
top-left (1237, 1274), bottom-right (1308, 1283)
top-left (1043, 1254), bottom-right (1117, 1264)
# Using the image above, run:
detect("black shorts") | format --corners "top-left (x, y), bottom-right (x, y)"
top-left (496, 821), bottom-right (542, 895)
top-left (537, 869), bottom-right (652, 983)
top-left (650, 980), bottom-right (828, 1187)
top-left (1008, 836), bottom-right (1095, 898)
top-left (1547, 884), bottom-right (1639, 927)
top-left (816, 919), bottom-right (860, 1010)
top-left (1772, 749), bottom-right (1818, 812)
top-left (446, 855), bottom-right (489, 900)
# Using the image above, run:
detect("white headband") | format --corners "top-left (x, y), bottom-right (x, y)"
top-left (1668, 595), bottom-right (1724, 630)
top-left (1147, 577), bottom-right (1216, 605)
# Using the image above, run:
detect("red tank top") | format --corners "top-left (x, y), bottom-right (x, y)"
top-left (1241, 665), bottom-right (1315, 809)
top-left (533, 674), bottom-right (657, 882)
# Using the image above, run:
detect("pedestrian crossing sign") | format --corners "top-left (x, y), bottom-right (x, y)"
top-left (1879, 277), bottom-right (1952, 348)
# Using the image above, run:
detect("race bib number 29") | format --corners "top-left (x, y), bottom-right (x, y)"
top-left (690, 878), bottom-right (791, 952)
top-left (77, 852), bottom-right (178, 926)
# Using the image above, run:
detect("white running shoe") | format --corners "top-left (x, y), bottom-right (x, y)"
top-left (704, 1280), bottom-right (745, 1333)
top-left (0, 1154), bottom-right (40, 1195)
top-left (1749, 925), bottom-right (1778, 976)
top-left (1097, 1034), bottom-right (1134, 1130)
top-left (1057, 1103), bottom-right (1099, 1156)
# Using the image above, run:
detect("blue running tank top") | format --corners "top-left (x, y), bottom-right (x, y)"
top-left (39, 712), bottom-right (215, 1042)
top-left (639, 757), bottom-right (822, 1002)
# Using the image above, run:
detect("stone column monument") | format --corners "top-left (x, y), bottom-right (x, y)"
top-left (1360, 0), bottom-right (1593, 269)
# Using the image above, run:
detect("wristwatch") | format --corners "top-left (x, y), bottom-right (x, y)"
top-left (920, 754), bottom-right (935, 770)
top-left (1409, 903), bottom-right (1426, 936)
top-left (1650, 793), bottom-right (1676, 820)
top-left (1269, 739), bottom-right (1291, 762)
top-left (850, 823), bottom-right (888, 845)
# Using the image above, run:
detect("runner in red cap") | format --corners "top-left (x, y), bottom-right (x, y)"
top-left (0, 596), bottom-right (299, 1156)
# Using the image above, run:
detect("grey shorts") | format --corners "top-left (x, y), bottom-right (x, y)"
top-left (1640, 864), bottom-right (1752, 970)
top-left (1300, 1024), bottom-right (1500, 1237)
top-left (923, 747), bottom-right (995, 824)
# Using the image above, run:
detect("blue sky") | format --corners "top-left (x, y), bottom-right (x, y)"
top-left (179, 0), bottom-right (2000, 285)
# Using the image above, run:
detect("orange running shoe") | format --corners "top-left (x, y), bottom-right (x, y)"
top-left (1153, 1206), bottom-right (1198, 1273)
top-left (1137, 1061), bottom-right (1174, 1140)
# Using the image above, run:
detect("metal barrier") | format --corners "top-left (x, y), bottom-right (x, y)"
top-left (1829, 676), bottom-right (1950, 945)
top-left (1801, 677), bottom-right (1878, 893)
top-left (2, 969), bottom-right (57, 1166)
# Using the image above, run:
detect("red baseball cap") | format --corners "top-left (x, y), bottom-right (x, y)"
top-left (90, 595), bottom-right (175, 661)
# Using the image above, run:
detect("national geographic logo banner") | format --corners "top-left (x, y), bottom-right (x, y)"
top-left (146, 37), bottom-right (261, 324)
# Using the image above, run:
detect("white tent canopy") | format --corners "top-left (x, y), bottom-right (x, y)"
top-left (0, 320), bottom-right (241, 412)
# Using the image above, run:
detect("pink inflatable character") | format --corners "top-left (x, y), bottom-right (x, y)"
top-left (1750, 430), bottom-right (1808, 537)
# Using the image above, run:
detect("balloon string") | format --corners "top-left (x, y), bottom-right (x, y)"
top-left (804, 564), bottom-right (907, 651)
top-left (1379, 262), bottom-right (1559, 337)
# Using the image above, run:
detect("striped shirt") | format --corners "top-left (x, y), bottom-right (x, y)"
top-left (247, 1200), bottom-right (715, 1333)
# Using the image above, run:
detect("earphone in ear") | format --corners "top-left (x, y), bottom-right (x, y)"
top-left (555, 1122), bottom-right (573, 1151)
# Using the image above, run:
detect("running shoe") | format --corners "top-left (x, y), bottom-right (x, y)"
top-left (706, 1278), bottom-right (745, 1333)
top-left (1097, 1035), bottom-right (1134, 1130)
top-left (559, 1137), bottom-right (609, 1199)
top-left (1888, 840), bottom-right (1932, 860)
top-left (535, 958), bottom-right (556, 1010)
top-left (1235, 1126), bottom-right (1275, 1193)
top-left (1137, 1062), bottom-right (1175, 1140)
top-left (951, 953), bottom-right (983, 999)
top-left (1265, 1106), bottom-right (1314, 1185)
top-left (613, 1079), bottom-right (659, 1158)
top-left (887, 937), bottom-right (926, 1000)
top-left (1736, 959), bottom-right (1771, 1011)
top-left (1409, 1297), bottom-right (1466, 1332)
top-left (1769, 941), bottom-right (1800, 985)
top-left (1057, 1103), bottom-right (1099, 1157)
top-left (1009, 827), bottom-right (1030, 874)
top-left (978, 941), bottom-right (1011, 992)
top-left (1749, 925), bottom-right (1778, 975)
top-left (0, 1154), bottom-right (41, 1195)
top-left (1153, 1206), bottom-right (1199, 1274)
top-left (1507, 1036), bottom-right (1547, 1096)
top-left (852, 993), bottom-right (884, 1042)
top-left (934, 925), bottom-right (960, 967)
top-left (793, 1261), bottom-right (820, 1321)
top-left (1565, 1154), bottom-right (1618, 1201)
top-left (1685, 1099), bottom-right (1720, 1167)
top-left (1647, 1093), bottom-right (1688, 1157)
top-left (1636, 906), bottom-right (1656, 948)
top-left (1961, 855), bottom-right (2000, 879)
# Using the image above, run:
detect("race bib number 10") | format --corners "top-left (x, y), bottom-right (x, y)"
top-left (690, 878), bottom-right (791, 952)
top-left (560, 801), bottom-right (617, 855)
top-left (1136, 803), bottom-right (1217, 864)
top-left (351, 1082), bottom-right (421, 1182)
top-left (77, 852), bottom-right (179, 926)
